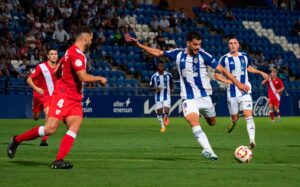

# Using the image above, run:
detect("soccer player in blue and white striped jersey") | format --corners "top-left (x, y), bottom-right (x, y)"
top-left (214, 36), bottom-right (268, 149)
top-left (149, 61), bottom-right (173, 133)
top-left (129, 31), bottom-right (249, 161)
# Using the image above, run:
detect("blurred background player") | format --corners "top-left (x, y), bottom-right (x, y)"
top-left (26, 48), bottom-right (58, 146)
top-left (129, 31), bottom-right (249, 161)
top-left (7, 26), bottom-right (107, 169)
top-left (149, 61), bottom-right (173, 133)
top-left (262, 69), bottom-right (285, 123)
top-left (214, 36), bottom-right (268, 149)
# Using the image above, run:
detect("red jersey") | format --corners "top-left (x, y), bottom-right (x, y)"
top-left (30, 61), bottom-right (57, 98)
top-left (266, 77), bottom-right (284, 100)
top-left (55, 45), bottom-right (86, 102)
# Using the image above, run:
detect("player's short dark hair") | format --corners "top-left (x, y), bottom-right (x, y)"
top-left (186, 31), bottom-right (202, 42)
top-left (47, 47), bottom-right (57, 54)
top-left (228, 35), bottom-right (239, 42)
top-left (75, 26), bottom-right (92, 37)
top-left (157, 61), bottom-right (164, 65)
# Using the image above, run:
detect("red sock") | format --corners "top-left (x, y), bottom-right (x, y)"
top-left (56, 134), bottom-right (75, 161)
top-left (270, 112), bottom-right (274, 120)
top-left (15, 126), bottom-right (40, 143)
top-left (41, 135), bottom-right (49, 142)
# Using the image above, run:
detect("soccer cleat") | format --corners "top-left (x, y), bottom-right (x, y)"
top-left (51, 160), bottom-right (73, 169)
top-left (202, 149), bottom-right (218, 161)
top-left (160, 127), bottom-right (166, 133)
top-left (227, 121), bottom-right (237, 133)
top-left (40, 141), bottom-right (48, 146)
top-left (7, 136), bottom-right (20, 159)
top-left (249, 142), bottom-right (256, 150)
top-left (163, 116), bottom-right (169, 126)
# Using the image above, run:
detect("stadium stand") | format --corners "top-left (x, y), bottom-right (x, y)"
top-left (0, 0), bottom-right (299, 96)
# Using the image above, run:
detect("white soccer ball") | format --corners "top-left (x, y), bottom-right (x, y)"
top-left (234, 146), bottom-right (253, 163)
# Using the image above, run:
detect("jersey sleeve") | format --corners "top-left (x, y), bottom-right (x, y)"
top-left (149, 75), bottom-right (155, 87)
top-left (218, 56), bottom-right (226, 67)
top-left (163, 49), bottom-right (181, 61)
top-left (30, 65), bottom-right (42, 79)
top-left (71, 53), bottom-right (86, 72)
top-left (201, 51), bottom-right (218, 69)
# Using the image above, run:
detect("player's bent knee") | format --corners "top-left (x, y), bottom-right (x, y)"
top-left (207, 117), bottom-right (216, 126)
top-left (44, 126), bottom-right (57, 135)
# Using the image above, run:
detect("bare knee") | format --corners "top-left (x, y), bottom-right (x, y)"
top-left (44, 126), bottom-right (57, 135)
top-left (206, 117), bottom-right (216, 126)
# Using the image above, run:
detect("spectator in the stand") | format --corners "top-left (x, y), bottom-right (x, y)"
top-left (97, 27), bottom-right (106, 44)
top-left (169, 14), bottom-right (177, 32)
top-left (224, 8), bottom-right (236, 21)
top-left (268, 59), bottom-right (275, 70)
top-left (274, 55), bottom-right (283, 69)
top-left (280, 0), bottom-right (288, 10)
top-left (154, 30), bottom-right (166, 48)
top-left (210, 0), bottom-right (222, 13)
top-left (292, 19), bottom-right (300, 36)
top-left (150, 15), bottom-right (159, 32)
top-left (26, 9), bottom-right (35, 24)
top-left (114, 29), bottom-right (123, 45)
top-left (199, 0), bottom-right (212, 13)
top-left (16, 59), bottom-right (29, 78)
top-left (52, 25), bottom-right (70, 43)
top-left (118, 14), bottom-right (129, 28)
top-left (25, 32), bottom-right (36, 49)
top-left (159, 16), bottom-right (170, 32)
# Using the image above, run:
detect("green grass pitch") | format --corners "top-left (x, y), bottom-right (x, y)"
top-left (0, 117), bottom-right (300, 187)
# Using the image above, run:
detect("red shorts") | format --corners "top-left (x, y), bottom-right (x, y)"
top-left (269, 97), bottom-right (280, 107)
top-left (32, 96), bottom-right (52, 113)
top-left (48, 94), bottom-right (83, 121)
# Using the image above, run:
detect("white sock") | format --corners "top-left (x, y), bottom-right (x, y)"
top-left (192, 125), bottom-right (212, 151)
top-left (157, 115), bottom-right (164, 128)
top-left (38, 126), bottom-right (45, 136)
top-left (246, 116), bottom-right (255, 143)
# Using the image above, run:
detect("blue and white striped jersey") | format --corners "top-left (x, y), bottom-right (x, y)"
top-left (163, 48), bottom-right (218, 99)
top-left (218, 52), bottom-right (252, 97)
top-left (149, 71), bottom-right (173, 102)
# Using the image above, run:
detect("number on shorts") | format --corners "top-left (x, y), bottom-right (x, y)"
top-left (57, 99), bottom-right (64, 108)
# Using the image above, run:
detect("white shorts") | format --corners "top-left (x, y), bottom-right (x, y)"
top-left (182, 96), bottom-right (216, 118)
top-left (227, 94), bottom-right (253, 115)
top-left (156, 100), bottom-right (171, 110)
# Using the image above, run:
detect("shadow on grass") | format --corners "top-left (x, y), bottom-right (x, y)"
top-left (11, 160), bottom-right (49, 167)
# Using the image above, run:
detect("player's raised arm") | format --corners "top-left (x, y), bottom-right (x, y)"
top-left (247, 65), bottom-right (268, 79)
top-left (76, 70), bottom-right (107, 86)
top-left (215, 64), bottom-right (249, 93)
top-left (128, 38), bottom-right (164, 57)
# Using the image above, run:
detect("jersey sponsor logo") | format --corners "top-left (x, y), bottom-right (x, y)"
top-left (113, 98), bottom-right (133, 113)
top-left (253, 96), bottom-right (269, 116)
top-left (75, 59), bottom-right (83, 67)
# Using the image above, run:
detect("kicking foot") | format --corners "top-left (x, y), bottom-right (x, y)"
top-left (202, 149), bottom-right (218, 161)
top-left (249, 142), bottom-right (256, 150)
top-left (51, 160), bottom-right (73, 169)
top-left (7, 136), bottom-right (20, 159)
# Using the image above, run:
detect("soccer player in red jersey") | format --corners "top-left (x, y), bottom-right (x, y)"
top-left (7, 26), bottom-right (107, 169)
top-left (27, 48), bottom-right (58, 146)
top-left (262, 69), bottom-right (285, 123)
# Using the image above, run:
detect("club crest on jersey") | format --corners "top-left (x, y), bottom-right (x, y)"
top-left (55, 109), bottom-right (61, 115)
top-left (75, 59), bottom-right (83, 67)
top-left (193, 58), bottom-right (198, 64)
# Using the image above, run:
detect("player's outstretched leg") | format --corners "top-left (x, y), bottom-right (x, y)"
top-left (246, 116), bottom-right (256, 150)
top-left (227, 114), bottom-right (239, 133)
top-left (7, 126), bottom-right (45, 158)
top-left (7, 136), bottom-right (20, 159)
top-left (51, 130), bottom-right (76, 169)
top-left (192, 125), bottom-right (218, 161)
top-left (157, 114), bottom-right (165, 133)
